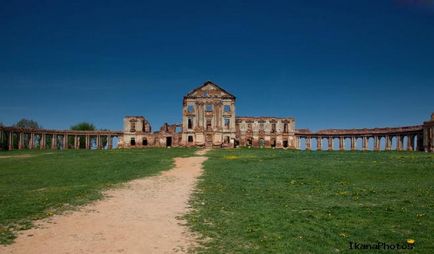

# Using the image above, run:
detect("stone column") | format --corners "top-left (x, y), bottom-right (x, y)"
top-left (96, 135), bottom-right (101, 149)
top-left (362, 137), bottom-right (368, 151)
top-left (295, 136), bottom-right (300, 149)
top-left (397, 135), bottom-right (402, 151)
top-left (29, 133), bottom-right (34, 149)
top-left (8, 132), bottom-right (13, 150)
top-left (306, 137), bottom-right (311, 151)
top-left (328, 137), bottom-right (333, 151)
top-left (374, 136), bottom-right (380, 151)
top-left (339, 137), bottom-right (344, 151)
top-left (63, 135), bottom-right (68, 149)
top-left (74, 135), bottom-right (78, 149)
top-left (385, 135), bottom-right (392, 151)
top-left (407, 135), bottom-right (414, 151)
top-left (41, 133), bottom-right (46, 149)
top-left (351, 136), bottom-right (356, 151)
top-left (107, 135), bottom-right (112, 150)
top-left (18, 133), bottom-right (24, 150)
top-left (51, 134), bottom-right (57, 149)
top-left (317, 137), bottom-right (322, 151)
top-left (85, 135), bottom-right (90, 149)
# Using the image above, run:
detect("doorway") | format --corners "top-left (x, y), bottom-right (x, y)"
top-left (166, 137), bottom-right (172, 147)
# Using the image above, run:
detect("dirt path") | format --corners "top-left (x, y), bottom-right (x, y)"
top-left (0, 149), bottom-right (209, 254)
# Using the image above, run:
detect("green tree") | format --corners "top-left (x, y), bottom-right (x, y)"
top-left (15, 118), bottom-right (40, 129)
top-left (70, 122), bottom-right (96, 148)
top-left (70, 122), bottom-right (96, 131)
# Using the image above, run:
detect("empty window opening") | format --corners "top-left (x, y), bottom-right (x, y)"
top-left (188, 135), bottom-right (194, 143)
top-left (224, 136), bottom-right (230, 143)
top-left (271, 123), bottom-right (276, 133)
top-left (187, 105), bottom-right (194, 113)
top-left (188, 118), bottom-right (193, 129)
top-left (224, 105), bottom-right (231, 112)
top-left (130, 122), bottom-right (136, 132)
top-left (271, 139), bottom-right (276, 148)
top-left (130, 137), bottom-right (136, 146)
top-left (142, 138), bottom-right (148, 146)
top-left (284, 123), bottom-right (288, 133)
top-left (205, 104), bottom-right (213, 112)
top-left (283, 140), bottom-right (289, 148)
top-left (224, 118), bottom-right (230, 128)
top-left (206, 119), bottom-right (212, 130)
top-left (203, 91), bottom-right (209, 97)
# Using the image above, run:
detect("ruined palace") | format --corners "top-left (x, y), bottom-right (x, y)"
top-left (119, 81), bottom-right (295, 149)
top-left (1, 81), bottom-right (433, 152)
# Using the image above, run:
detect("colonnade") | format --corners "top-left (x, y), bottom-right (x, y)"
top-left (0, 127), bottom-right (122, 151)
top-left (295, 133), bottom-right (424, 152)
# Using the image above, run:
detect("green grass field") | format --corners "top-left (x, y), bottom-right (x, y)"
top-left (0, 148), bottom-right (196, 244)
top-left (185, 149), bottom-right (433, 253)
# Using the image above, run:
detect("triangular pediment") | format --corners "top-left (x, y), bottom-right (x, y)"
top-left (185, 81), bottom-right (235, 99)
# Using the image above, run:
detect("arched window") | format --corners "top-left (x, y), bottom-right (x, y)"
top-left (188, 118), bottom-right (193, 129)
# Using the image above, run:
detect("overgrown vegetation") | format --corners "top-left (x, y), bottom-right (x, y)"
top-left (14, 118), bottom-right (40, 129)
top-left (70, 122), bottom-right (96, 131)
top-left (0, 148), bottom-right (196, 244)
top-left (186, 149), bottom-right (433, 253)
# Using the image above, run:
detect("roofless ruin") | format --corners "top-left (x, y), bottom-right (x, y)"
top-left (1, 81), bottom-right (433, 152)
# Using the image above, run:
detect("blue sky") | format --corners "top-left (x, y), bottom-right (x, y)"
top-left (1, 0), bottom-right (433, 131)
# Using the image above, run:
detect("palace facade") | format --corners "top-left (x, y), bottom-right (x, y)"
top-left (118, 81), bottom-right (296, 148)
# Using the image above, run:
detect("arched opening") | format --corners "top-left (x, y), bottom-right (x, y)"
top-left (112, 136), bottom-right (119, 149)
top-left (188, 135), bottom-right (194, 143)
top-left (271, 139), bottom-right (276, 148)
top-left (355, 137), bottom-right (362, 150)
top-left (299, 137), bottom-right (306, 150)
top-left (322, 137), bottom-right (328, 151)
top-left (380, 137), bottom-right (386, 151)
top-left (413, 135), bottom-right (419, 151)
top-left (166, 137), bottom-right (172, 147)
top-left (334, 138), bottom-right (340, 151)
top-left (345, 137), bottom-right (351, 151)
top-left (187, 118), bottom-right (193, 129)
top-left (283, 139), bottom-right (288, 148)
top-left (35, 134), bottom-right (41, 149)
top-left (130, 137), bottom-right (136, 146)
top-left (224, 136), bottom-right (230, 144)
top-left (391, 136), bottom-right (397, 150)
top-left (367, 137), bottom-right (374, 151)
top-left (259, 138), bottom-right (265, 148)
top-left (402, 136), bottom-right (408, 150)
top-left (311, 137), bottom-right (317, 151)
top-left (142, 138), bottom-right (148, 146)
top-left (234, 139), bottom-right (239, 147)
top-left (246, 138), bottom-right (253, 147)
